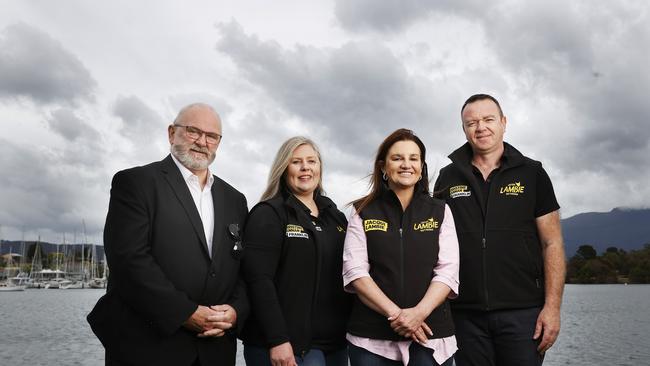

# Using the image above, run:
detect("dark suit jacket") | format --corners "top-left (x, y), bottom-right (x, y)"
top-left (88, 155), bottom-right (249, 366)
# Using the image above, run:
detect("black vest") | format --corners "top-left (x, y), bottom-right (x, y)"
top-left (347, 190), bottom-right (455, 340)
top-left (434, 142), bottom-right (548, 310)
top-left (241, 192), bottom-right (351, 354)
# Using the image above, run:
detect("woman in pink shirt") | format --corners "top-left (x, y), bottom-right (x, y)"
top-left (342, 129), bottom-right (459, 366)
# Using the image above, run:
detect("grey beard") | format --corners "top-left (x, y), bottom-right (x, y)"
top-left (171, 144), bottom-right (214, 170)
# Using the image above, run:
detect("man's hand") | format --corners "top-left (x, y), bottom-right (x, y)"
top-left (533, 305), bottom-right (561, 353)
top-left (198, 304), bottom-right (238, 338)
top-left (183, 305), bottom-right (219, 333)
top-left (269, 342), bottom-right (297, 366)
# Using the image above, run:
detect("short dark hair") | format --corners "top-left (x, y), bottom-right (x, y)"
top-left (461, 94), bottom-right (503, 117)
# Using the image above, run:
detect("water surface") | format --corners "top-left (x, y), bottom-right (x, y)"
top-left (1, 285), bottom-right (648, 365)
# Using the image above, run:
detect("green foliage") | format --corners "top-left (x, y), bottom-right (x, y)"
top-left (566, 244), bottom-right (650, 284)
top-left (26, 243), bottom-right (48, 267)
top-left (576, 245), bottom-right (597, 260)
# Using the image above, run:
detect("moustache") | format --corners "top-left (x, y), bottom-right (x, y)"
top-left (190, 145), bottom-right (210, 154)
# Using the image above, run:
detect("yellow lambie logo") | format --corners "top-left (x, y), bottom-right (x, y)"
top-left (499, 182), bottom-right (525, 196)
top-left (336, 225), bottom-right (346, 233)
top-left (286, 224), bottom-right (309, 239)
top-left (450, 185), bottom-right (471, 198)
top-left (413, 218), bottom-right (440, 232)
top-left (364, 219), bottom-right (388, 232)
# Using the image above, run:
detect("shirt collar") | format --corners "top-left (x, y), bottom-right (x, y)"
top-left (282, 190), bottom-right (335, 216)
top-left (448, 141), bottom-right (523, 169)
top-left (170, 153), bottom-right (214, 189)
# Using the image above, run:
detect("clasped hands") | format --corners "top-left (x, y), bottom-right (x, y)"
top-left (183, 304), bottom-right (237, 337)
top-left (388, 306), bottom-right (432, 344)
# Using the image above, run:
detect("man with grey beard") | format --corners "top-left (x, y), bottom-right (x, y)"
top-left (88, 103), bottom-right (249, 366)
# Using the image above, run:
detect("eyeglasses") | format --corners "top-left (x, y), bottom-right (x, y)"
top-left (173, 124), bottom-right (222, 145)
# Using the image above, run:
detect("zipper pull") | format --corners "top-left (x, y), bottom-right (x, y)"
top-left (482, 238), bottom-right (486, 248)
top-left (399, 228), bottom-right (403, 237)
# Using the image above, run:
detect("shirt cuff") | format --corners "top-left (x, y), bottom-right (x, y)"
top-left (431, 274), bottom-right (459, 299)
top-left (343, 270), bottom-right (371, 293)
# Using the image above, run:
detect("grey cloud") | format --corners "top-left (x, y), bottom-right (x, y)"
top-left (484, 2), bottom-right (650, 214)
top-left (113, 95), bottom-right (165, 142)
top-left (110, 95), bottom-right (170, 167)
top-left (334, 0), bottom-right (484, 33)
top-left (215, 20), bottom-right (460, 170)
top-left (333, 1), bottom-right (650, 213)
top-left (334, 0), bottom-right (424, 32)
top-left (0, 23), bottom-right (96, 104)
top-left (47, 108), bottom-right (106, 169)
top-left (0, 138), bottom-right (108, 241)
top-left (47, 108), bottom-right (100, 141)
top-left (487, 3), bottom-right (650, 176)
top-left (167, 93), bottom-right (234, 120)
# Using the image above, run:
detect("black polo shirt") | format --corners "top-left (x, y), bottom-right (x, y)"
top-left (294, 198), bottom-right (348, 350)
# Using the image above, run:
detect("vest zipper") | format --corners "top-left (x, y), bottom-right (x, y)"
top-left (461, 163), bottom-right (492, 311)
top-left (481, 173), bottom-right (494, 311)
top-left (481, 236), bottom-right (489, 310)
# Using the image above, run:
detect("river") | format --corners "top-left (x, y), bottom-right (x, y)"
top-left (0, 285), bottom-right (648, 365)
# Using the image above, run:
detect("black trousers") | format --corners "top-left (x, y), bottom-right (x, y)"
top-left (453, 307), bottom-right (545, 366)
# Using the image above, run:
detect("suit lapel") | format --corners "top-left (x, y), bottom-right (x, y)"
top-left (160, 155), bottom-right (211, 258)
top-left (210, 178), bottom-right (226, 262)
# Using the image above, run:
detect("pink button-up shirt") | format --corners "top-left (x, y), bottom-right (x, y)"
top-left (342, 204), bottom-right (460, 365)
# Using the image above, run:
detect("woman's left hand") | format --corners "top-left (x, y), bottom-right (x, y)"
top-left (389, 307), bottom-right (428, 337)
top-left (409, 324), bottom-right (434, 344)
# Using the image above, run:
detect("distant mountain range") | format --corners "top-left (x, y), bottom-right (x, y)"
top-left (0, 240), bottom-right (105, 261)
top-left (561, 207), bottom-right (650, 257)
top-left (2, 207), bottom-right (649, 261)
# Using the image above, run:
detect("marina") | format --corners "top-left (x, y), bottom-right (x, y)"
top-left (0, 234), bottom-right (108, 292)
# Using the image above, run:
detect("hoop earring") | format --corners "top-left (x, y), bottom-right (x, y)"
top-left (382, 171), bottom-right (388, 181)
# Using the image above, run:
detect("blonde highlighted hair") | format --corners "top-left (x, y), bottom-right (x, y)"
top-left (260, 136), bottom-right (325, 201)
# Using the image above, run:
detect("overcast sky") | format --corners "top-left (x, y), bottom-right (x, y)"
top-left (0, 0), bottom-right (648, 244)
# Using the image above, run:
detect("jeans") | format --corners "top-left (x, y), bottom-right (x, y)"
top-left (453, 307), bottom-right (545, 366)
top-left (243, 345), bottom-right (348, 366)
top-left (348, 342), bottom-right (454, 366)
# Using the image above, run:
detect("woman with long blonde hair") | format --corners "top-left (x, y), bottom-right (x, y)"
top-left (241, 136), bottom-right (352, 366)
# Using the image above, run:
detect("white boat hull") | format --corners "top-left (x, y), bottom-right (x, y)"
top-left (0, 285), bottom-right (26, 291)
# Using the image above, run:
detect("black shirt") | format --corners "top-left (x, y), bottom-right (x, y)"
top-left (303, 205), bottom-right (348, 349)
top-left (471, 165), bottom-right (500, 214)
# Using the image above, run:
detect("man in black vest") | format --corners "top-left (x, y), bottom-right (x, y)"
top-left (434, 94), bottom-right (565, 366)
top-left (88, 103), bottom-right (248, 366)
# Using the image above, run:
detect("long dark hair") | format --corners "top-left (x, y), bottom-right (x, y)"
top-left (353, 128), bottom-right (429, 213)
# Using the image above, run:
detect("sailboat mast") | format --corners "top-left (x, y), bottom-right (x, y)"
top-left (62, 232), bottom-right (67, 274)
top-left (81, 220), bottom-right (86, 281)
top-left (82, 220), bottom-right (88, 282)
top-left (20, 229), bottom-right (25, 272)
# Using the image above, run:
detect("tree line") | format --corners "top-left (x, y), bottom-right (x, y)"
top-left (6, 242), bottom-right (649, 284)
top-left (566, 244), bottom-right (650, 284)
